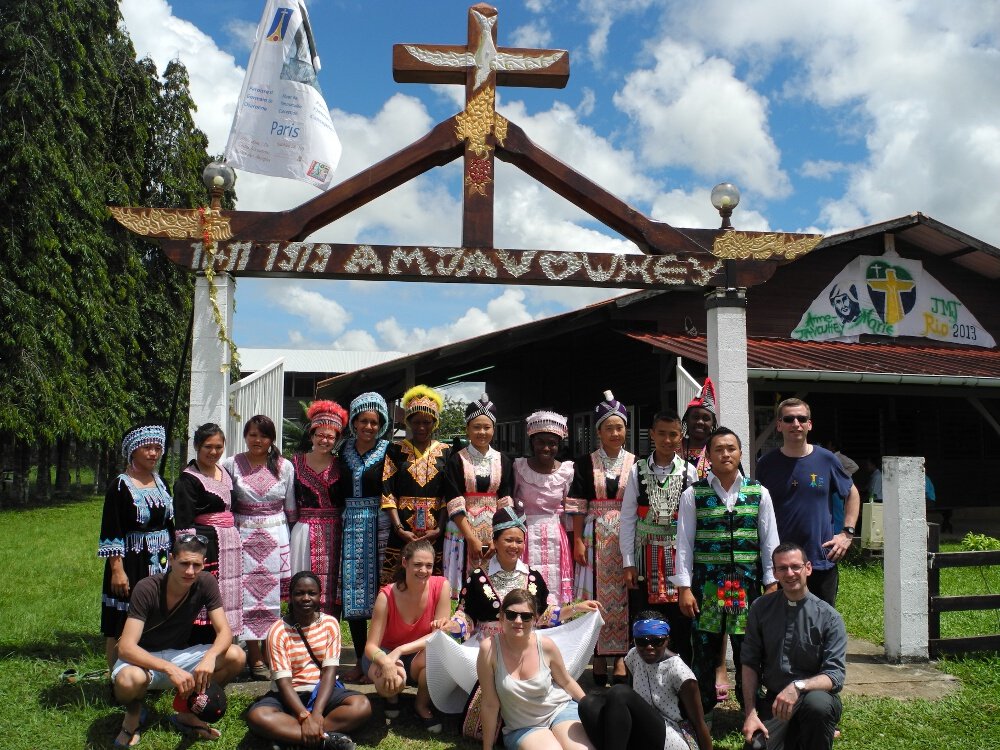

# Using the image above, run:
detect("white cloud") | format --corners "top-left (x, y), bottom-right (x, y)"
top-left (578, 0), bottom-right (657, 63)
top-left (267, 286), bottom-right (351, 337)
top-left (614, 39), bottom-right (790, 199)
top-left (651, 187), bottom-right (771, 232)
top-left (223, 18), bottom-right (258, 53)
top-left (333, 330), bottom-right (380, 351)
top-left (374, 289), bottom-right (536, 352)
top-left (510, 21), bottom-right (552, 49)
top-left (667, 1), bottom-right (1000, 243)
top-left (800, 160), bottom-right (849, 181)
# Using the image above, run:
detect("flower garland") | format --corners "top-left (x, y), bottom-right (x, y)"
top-left (199, 206), bottom-right (241, 386)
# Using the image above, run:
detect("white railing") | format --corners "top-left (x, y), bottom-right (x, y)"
top-left (227, 358), bottom-right (284, 455)
top-left (676, 357), bottom-right (700, 415)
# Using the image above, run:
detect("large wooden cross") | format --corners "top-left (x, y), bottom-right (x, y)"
top-left (110, 2), bottom-right (823, 290)
top-left (393, 3), bottom-right (569, 247)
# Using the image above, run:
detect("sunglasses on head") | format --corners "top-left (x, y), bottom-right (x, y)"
top-left (177, 533), bottom-right (209, 545)
top-left (781, 415), bottom-right (809, 424)
top-left (635, 636), bottom-right (667, 648)
top-left (502, 608), bottom-right (533, 623)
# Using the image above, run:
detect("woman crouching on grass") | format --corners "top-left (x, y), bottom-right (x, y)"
top-left (478, 588), bottom-right (595, 750)
top-left (364, 539), bottom-right (453, 733)
top-left (246, 571), bottom-right (371, 750)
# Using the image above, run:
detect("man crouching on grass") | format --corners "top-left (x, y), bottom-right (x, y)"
top-left (111, 534), bottom-right (245, 746)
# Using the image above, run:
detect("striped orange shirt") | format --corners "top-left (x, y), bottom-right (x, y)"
top-left (266, 614), bottom-right (341, 690)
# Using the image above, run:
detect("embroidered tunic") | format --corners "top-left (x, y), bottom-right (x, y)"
top-left (223, 454), bottom-right (295, 640)
top-left (289, 452), bottom-right (343, 615)
top-left (455, 558), bottom-right (552, 640)
top-left (173, 461), bottom-right (243, 637)
top-left (381, 439), bottom-right (451, 583)
top-left (338, 437), bottom-right (390, 620)
top-left (513, 457), bottom-right (575, 605)
top-left (619, 455), bottom-right (698, 605)
top-left (568, 449), bottom-right (635, 655)
top-left (98, 473), bottom-right (174, 638)
top-left (442, 446), bottom-right (514, 595)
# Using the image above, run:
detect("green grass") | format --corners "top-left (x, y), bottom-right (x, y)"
top-left (1, 498), bottom-right (999, 749)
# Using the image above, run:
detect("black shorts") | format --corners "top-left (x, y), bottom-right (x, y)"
top-left (252, 685), bottom-right (363, 716)
top-left (361, 652), bottom-right (418, 686)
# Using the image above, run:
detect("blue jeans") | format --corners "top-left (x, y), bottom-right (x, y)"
top-left (503, 700), bottom-right (581, 750)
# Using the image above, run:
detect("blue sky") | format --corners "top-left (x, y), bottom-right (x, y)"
top-left (120, 0), bottom-right (1000, 355)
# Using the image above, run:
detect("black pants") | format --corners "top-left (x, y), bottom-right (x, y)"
top-left (348, 618), bottom-right (368, 661)
top-left (745, 690), bottom-right (842, 750)
top-left (627, 585), bottom-right (693, 668)
top-left (579, 684), bottom-right (666, 750)
top-left (692, 629), bottom-right (744, 714)
top-left (806, 567), bottom-right (839, 608)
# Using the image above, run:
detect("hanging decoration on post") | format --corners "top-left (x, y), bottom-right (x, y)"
top-left (198, 206), bottom-right (241, 379)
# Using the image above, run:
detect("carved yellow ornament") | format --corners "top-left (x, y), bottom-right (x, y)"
top-left (711, 232), bottom-right (823, 260)
top-left (109, 206), bottom-right (233, 241)
top-left (455, 86), bottom-right (508, 158)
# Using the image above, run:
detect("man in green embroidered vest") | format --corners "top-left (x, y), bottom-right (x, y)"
top-left (673, 427), bottom-right (780, 715)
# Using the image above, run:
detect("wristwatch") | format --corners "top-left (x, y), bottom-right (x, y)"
top-left (842, 526), bottom-right (856, 537)
top-left (793, 679), bottom-right (807, 692)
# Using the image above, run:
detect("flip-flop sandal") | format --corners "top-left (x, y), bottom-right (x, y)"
top-left (168, 714), bottom-right (220, 741)
top-left (250, 662), bottom-right (270, 680)
top-left (715, 683), bottom-right (730, 702)
top-left (113, 706), bottom-right (149, 748)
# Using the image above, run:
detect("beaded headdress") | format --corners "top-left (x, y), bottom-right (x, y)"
top-left (525, 410), bottom-right (568, 439)
top-left (465, 393), bottom-right (497, 424)
top-left (682, 376), bottom-right (718, 437)
top-left (306, 400), bottom-right (348, 432)
top-left (349, 391), bottom-right (390, 439)
top-left (594, 389), bottom-right (628, 428)
top-left (402, 384), bottom-right (443, 428)
top-left (121, 424), bottom-right (166, 460)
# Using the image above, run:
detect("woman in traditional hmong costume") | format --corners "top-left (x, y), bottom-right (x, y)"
top-left (569, 391), bottom-right (636, 685)
top-left (514, 411), bottom-right (575, 606)
top-left (99, 423), bottom-right (174, 670)
top-left (173, 423), bottom-right (242, 643)
top-left (442, 393), bottom-right (514, 596)
top-left (288, 400), bottom-right (348, 620)
top-left (223, 414), bottom-right (295, 679)
top-left (381, 385), bottom-right (451, 583)
top-left (338, 392), bottom-right (392, 681)
top-left (681, 377), bottom-right (717, 482)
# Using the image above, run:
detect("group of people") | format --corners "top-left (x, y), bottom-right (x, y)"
top-left (99, 379), bottom-right (857, 750)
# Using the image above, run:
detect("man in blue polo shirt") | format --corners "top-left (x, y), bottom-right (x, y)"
top-left (755, 399), bottom-right (858, 607)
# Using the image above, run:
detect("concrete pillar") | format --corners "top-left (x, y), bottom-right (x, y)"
top-left (187, 273), bottom-right (235, 455)
top-left (706, 288), bottom-right (750, 456)
top-left (882, 455), bottom-right (929, 662)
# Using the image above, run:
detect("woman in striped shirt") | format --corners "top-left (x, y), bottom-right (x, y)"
top-left (247, 571), bottom-right (372, 749)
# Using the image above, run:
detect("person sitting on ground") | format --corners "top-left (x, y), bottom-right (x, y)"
top-left (579, 610), bottom-right (712, 750)
top-left (111, 533), bottom-right (246, 746)
top-left (477, 588), bottom-right (595, 750)
top-left (740, 542), bottom-right (847, 750)
top-left (363, 539), bottom-right (453, 733)
top-left (246, 570), bottom-right (371, 750)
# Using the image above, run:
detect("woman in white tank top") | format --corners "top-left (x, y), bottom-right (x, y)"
top-left (477, 588), bottom-right (595, 750)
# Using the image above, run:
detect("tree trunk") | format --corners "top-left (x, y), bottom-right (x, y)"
top-left (13, 440), bottom-right (31, 505)
top-left (55, 436), bottom-right (71, 496)
top-left (36, 440), bottom-right (52, 502)
top-left (75, 439), bottom-right (82, 489)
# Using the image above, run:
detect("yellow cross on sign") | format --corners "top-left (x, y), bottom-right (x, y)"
top-left (868, 267), bottom-right (915, 325)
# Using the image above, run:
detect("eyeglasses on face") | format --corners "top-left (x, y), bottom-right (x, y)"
top-left (635, 636), bottom-right (667, 648)
top-left (775, 564), bottom-right (806, 574)
top-left (780, 414), bottom-right (810, 424)
top-left (502, 609), bottom-right (533, 622)
top-left (177, 533), bottom-right (209, 545)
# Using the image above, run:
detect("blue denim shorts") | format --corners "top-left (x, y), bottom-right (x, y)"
top-left (503, 700), bottom-right (580, 750)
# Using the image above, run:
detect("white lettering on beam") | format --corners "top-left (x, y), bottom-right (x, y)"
top-left (496, 250), bottom-right (536, 277)
top-left (389, 247), bottom-right (433, 275)
top-left (344, 245), bottom-right (384, 273)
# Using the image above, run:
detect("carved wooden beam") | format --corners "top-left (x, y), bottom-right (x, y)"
top-left (153, 239), bottom-right (782, 289)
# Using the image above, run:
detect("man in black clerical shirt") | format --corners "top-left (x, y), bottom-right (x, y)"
top-left (740, 542), bottom-right (847, 750)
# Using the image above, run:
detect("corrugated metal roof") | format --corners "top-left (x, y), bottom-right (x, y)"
top-left (238, 348), bottom-right (405, 374)
top-left (626, 333), bottom-right (1000, 380)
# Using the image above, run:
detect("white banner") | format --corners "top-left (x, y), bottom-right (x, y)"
top-left (791, 253), bottom-right (995, 348)
top-left (224, 1), bottom-right (341, 190)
